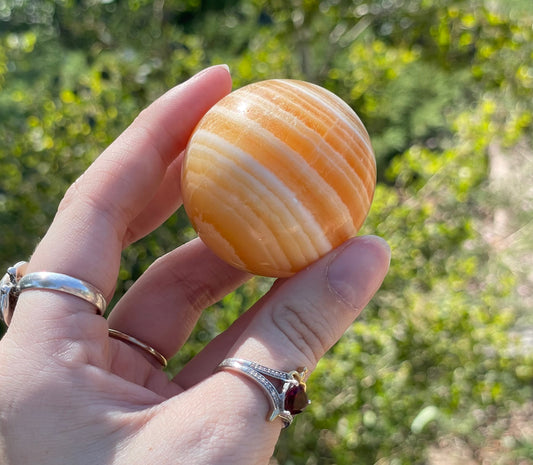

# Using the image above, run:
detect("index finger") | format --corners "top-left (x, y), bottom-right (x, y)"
top-left (14, 65), bottom-right (232, 327)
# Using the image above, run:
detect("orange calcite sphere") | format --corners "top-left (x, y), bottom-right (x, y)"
top-left (181, 79), bottom-right (376, 277)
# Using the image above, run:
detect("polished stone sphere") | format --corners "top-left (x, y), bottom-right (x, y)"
top-left (182, 79), bottom-right (376, 277)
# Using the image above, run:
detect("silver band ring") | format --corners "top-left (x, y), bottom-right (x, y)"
top-left (216, 358), bottom-right (310, 428)
top-left (1, 261), bottom-right (107, 326)
top-left (18, 272), bottom-right (107, 315)
top-left (108, 328), bottom-right (168, 368)
top-left (2, 262), bottom-right (167, 369)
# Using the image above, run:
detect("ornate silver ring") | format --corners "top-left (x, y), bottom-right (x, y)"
top-left (216, 358), bottom-right (310, 428)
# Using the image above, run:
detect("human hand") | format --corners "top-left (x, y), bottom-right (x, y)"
top-left (0, 65), bottom-right (390, 465)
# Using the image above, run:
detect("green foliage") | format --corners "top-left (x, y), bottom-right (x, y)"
top-left (1, 0), bottom-right (532, 463)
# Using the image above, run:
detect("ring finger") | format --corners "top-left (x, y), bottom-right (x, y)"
top-left (107, 237), bottom-right (250, 362)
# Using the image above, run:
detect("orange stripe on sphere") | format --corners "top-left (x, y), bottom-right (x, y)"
top-left (227, 89), bottom-right (374, 228)
top-left (182, 79), bottom-right (377, 277)
top-left (204, 106), bottom-right (354, 232)
top-left (184, 137), bottom-right (331, 273)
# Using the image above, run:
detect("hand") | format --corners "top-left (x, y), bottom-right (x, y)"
top-left (0, 65), bottom-right (390, 465)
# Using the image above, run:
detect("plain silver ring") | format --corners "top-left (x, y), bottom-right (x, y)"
top-left (18, 271), bottom-right (107, 316)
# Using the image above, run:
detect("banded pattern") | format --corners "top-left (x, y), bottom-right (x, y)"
top-left (181, 79), bottom-right (376, 277)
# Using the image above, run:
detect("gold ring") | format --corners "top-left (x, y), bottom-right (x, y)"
top-left (108, 328), bottom-right (168, 368)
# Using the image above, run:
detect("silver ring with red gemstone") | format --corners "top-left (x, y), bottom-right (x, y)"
top-left (216, 358), bottom-right (310, 428)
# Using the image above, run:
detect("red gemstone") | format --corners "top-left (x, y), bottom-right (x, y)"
top-left (285, 384), bottom-right (309, 414)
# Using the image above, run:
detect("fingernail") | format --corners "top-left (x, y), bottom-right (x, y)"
top-left (192, 64), bottom-right (230, 80)
top-left (218, 63), bottom-right (230, 73)
top-left (327, 236), bottom-right (391, 305)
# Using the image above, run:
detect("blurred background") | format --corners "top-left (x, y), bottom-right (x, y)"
top-left (1, 0), bottom-right (532, 463)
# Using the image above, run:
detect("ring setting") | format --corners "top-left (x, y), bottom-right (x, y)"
top-left (0, 261), bottom-right (28, 326)
top-left (217, 358), bottom-right (310, 428)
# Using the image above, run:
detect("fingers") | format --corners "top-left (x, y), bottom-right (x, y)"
top-left (10, 65), bottom-right (232, 338)
top-left (107, 238), bottom-right (250, 360)
top-left (177, 236), bottom-right (391, 387)
top-left (27, 65), bottom-right (232, 294)
top-left (146, 236), bottom-right (390, 464)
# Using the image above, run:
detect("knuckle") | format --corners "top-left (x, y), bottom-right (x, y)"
top-left (150, 254), bottom-right (218, 315)
top-left (57, 174), bottom-right (83, 214)
top-left (270, 300), bottom-right (333, 365)
top-left (59, 167), bottom-right (133, 236)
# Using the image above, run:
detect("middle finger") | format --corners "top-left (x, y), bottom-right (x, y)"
top-left (107, 238), bottom-right (250, 360)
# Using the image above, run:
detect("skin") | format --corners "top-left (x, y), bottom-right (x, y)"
top-left (0, 65), bottom-right (391, 465)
